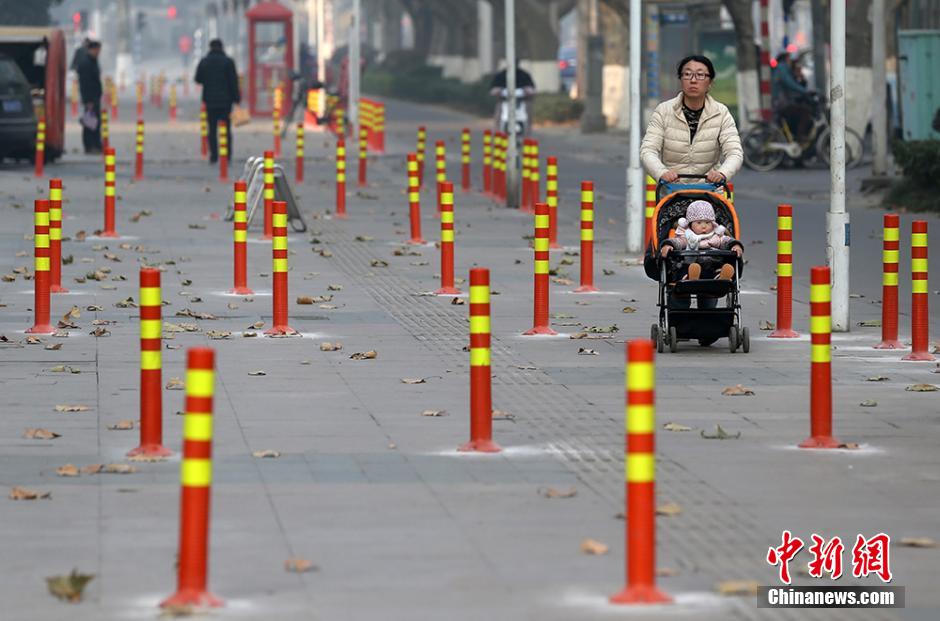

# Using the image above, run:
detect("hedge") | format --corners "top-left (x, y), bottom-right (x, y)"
top-left (893, 140), bottom-right (940, 190)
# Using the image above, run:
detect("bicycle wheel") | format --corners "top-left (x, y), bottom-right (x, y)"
top-left (742, 124), bottom-right (786, 172)
top-left (816, 126), bottom-right (865, 169)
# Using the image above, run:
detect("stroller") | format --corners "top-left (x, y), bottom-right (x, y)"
top-left (643, 174), bottom-right (749, 353)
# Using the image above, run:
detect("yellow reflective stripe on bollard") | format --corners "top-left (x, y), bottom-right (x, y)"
top-left (140, 286), bottom-right (161, 307)
top-left (140, 319), bottom-right (162, 340)
top-left (272, 236), bottom-right (287, 251)
top-left (408, 191), bottom-right (419, 202)
top-left (883, 249), bottom-right (898, 264)
top-left (581, 190), bottom-right (594, 203)
top-left (627, 362), bottom-right (654, 391)
top-left (105, 186), bottom-right (116, 197)
top-left (35, 257), bottom-right (50, 271)
top-left (884, 227), bottom-right (899, 242)
top-left (181, 458), bottom-right (212, 487)
top-left (234, 191), bottom-right (247, 204)
top-left (777, 240), bottom-right (792, 256)
top-left (470, 348), bottom-right (490, 367)
top-left (534, 237), bottom-right (549, 252)
top-left (778, 263), bottom-right (793, 277)
top-left (778, 216), bottom-right (792, 230)
top-left (627, 405), bottom-right (655, 434)
top-left (440, 211), bottom-right (454, 224)
top-left (469, 316), bottom-right (490, 334)
top-left (469, 285), bottom-right (489, 304)
top-left (883, 272), bottom-right (898, 286)
top-left (441, 231), bottom-right (454, 243)
top-left (811, 343), bottom-right (831, 364)
top-left (35, 233), bottom-right (49, 248)
top-left (580, 209), bottom-right (594, 223)
top-left (273, 213), bottom-right (287, 228)
top-left (35, 211), bottom-right (50, 227)
top-left (810, 283), bottom-right (829, 303)
top-left (535, 214), bottom-right (549, 229)
top-left (186, 369), bottom-right (215, 397)
top-left (547, 179), bottom-right (557, 191)
top-left (581, 229), bottom-right (594, 242)
top-left (912, 233), bottom-right (927, 247)
top-left (810, 315), bottom-right (830, 334)
top-left (50, 189), bottom-right (62, 201)
top-left (626, 454), bottom-right (655, 483)
top-left (913, 280), bottom-right (928, 294)
top-left (234, 230), bottom-right (247, 243)
top-left (141, 350), bottom-right (161, 370)
top-left (912, 259), bottom-right (928, 273)
top-left (184, 413), bottom-right (213, 441)
top-left (273, 259), bottom-right (288, 272)
top-left (535, 259), bottom-right (549, 274)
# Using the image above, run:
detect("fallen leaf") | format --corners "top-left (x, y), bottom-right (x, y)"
top-left (107, 420), bottom-right (135, 430)
top-left (318, 303), bottom-right (338, 310)
top-left (551, 277), bottom-right (575, 286)
top-left (207, 330), bottom-right (232, 340)
top-left (584, 325), bottom-right (619, 333)
top-left (9, 486), bottom-right (51, 500)
top-left (839, 442), bottom-right (860, 450)
top-left (721, 384), bottom-right (754, 396)
top-left (899, 537), bottom-right (938, 548)
top-left (89, 327), bottom-right (111, 337)
top-left (284, 558), bottom-right (317, 573)
top-left (46, 570), bottom-right (94, 602)
top-left (319, 342), bottom-right (343, 352)
top-left (857, 320), bottom-right (882, 327)
top-left (420, 409), bottom-right (447, 417)
top-left (718, 580), bottom-right (760, 596)
top-left (318, 249), bottom-right (333, 257)
top-left (49, 365), bottom-right (80, 374)
top-left (176, 309), bottom-right (217, 320)
top-left (188, 223), bottom-right (206, 230)
top-left (859, 400), bottom-right (878, 407)
top-left (80, 464), bottom-right (103, 474)
top-left (25, 428), bottom-right (60, 440)
top-left (621, 306), bottom-right (636, 314)
top-left (127, 453), bottom-right (168, 463)
top-left (56, 464), bottom-right (80, 477)
top-left (1, 273), bottom-right (17, 282)
top-left (866, 375), bottom-right (890, 382)
top-left (602, 269), bottom-right (615, 276)
top-left (577, 347), bottom-right (598, 355)
top-left (54, 404), bottom-right (90, 412)
top-left (248, 370), bottom-right (267, 376)
top-left (701, 424), bottom-right (741, 440)
top-left (102, 463), bottom-right (137, 474)
top-left (248, 321), bottom-right (265, 330)
top-left (656, 502), bottom-right (683, 516)
top-left (297, 296), bottom-right (316, 305)
top-left (492, 410), bottom-right (516, 421)
top-left (252, 450), bottom-right (281, 458)
top-left (350, 350), bottom-right (377, 360)
top-left (370, 259), bottom-right (389, 268)
top-left (227, 303), bottom-right (239, 310)
top-left (327, 284), bottom-right (343, 291)
top-left (354, 235), bottom-right (374, 242)
top-left (103, 252), bottom-right (121, 262)
top-left (451, 297), bottom-right (466, 305)
top-left (906, 384), bottom-right (937, 392)
top-left (400, 377), bottom-right (426, 384)
top-left (26, 336), bottom-right (43, 344)
top-left (759, 320), bottom-right (775, 330)
top-left (539, 486), bottom-right (577, 499)
top-left (663, 422), bottom-right (693, 432)
top-left (242, 331), bottom-right (258, 338)
top-left (580, 538), bottom-right (609, 555)
top-left (166, 378), bottom-right (185, 390)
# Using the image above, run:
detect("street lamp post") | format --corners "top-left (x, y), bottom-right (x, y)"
top-left (828, 0), bottom-right (849, 331)
top-left (625, 0), bottom-right (644, 254)
top-left (505, 0), bottom-right (519, 209)
top-left (348, 0), bottom-right (361, 136)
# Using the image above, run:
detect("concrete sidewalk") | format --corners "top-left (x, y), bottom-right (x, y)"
top-left (0, 94), bottom-right (938, 621)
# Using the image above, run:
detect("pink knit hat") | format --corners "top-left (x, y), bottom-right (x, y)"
top-left (685, 200), bottom-right (716, 223)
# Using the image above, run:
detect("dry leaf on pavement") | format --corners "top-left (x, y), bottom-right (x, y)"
top-left (577, 348), bottom-right (598, 355)
top-left (552, 277), bottom-right (575, 286)
top-left (721, 384), bottom-right (754, 396)
top-left (857, 320), bottom-right (881, 327)
top-left (400, 377), bottom-right (426, 384)
top-left (46, 570), bottom-right (95, 602)
top-left (866, 376), bottom-right (890, 382)
top-left (89, 327), bottom-right (111, 337)
top-left (44, 343), bottom-right (63, 351)
top-left (54, 404), bottom-right (90, 412)
top-left (906, 384), bottom-right (937, 392)
top-left (492, 410), bottom-right (515, 421)
top-left (327, 284), bottom-right (343, 291)
top-left (860, 400), bottom-right (878, 407)
top-left (701, 424), bottom-right (741, 440)
top-left (9, 486), bottom-right (51, 500)
top-left (717, 580), bottom-right (760, 596)
top-left (621, 306), bottom-right (636, 313)
top-left (166, 378), bottom-right (185, 390)
top-left (420, 409), bottom-right (447, 417)
top-left (56, 464), bottom-right (80, 477)
top-left (207, 330), bottom-right (232, 340)
top-left (580, 538), bottom-right (609, 555)
top-left (128, 453), bottom-right (168, 463)
top-left (284, 558), bottom-right (317, 573)
top-left (349, 350), bottom-right (377, 360)
top-left (248, 370), bottom-right (267, 376)
top-left (50, 365), bottom-right (80, 374)
top-left (252, 450), bottom-right (281, 458)
top-left (663, 422), bottom-right (693, 432)
top-left (656, 502), bottom-right (683, 516)
top-left (25, 428), bottom-right (60, 440)
top-left (297, 296), bottom-right (315, 305)
top-left (102, 463), bottom-right (137, 474)
top-left (584, 325), bottom-right (619, 333)
top-left (759, 320), bottom-right (775, 330)
top-left (371, 259), bottom-right (389, 268)
top-left (107, 420), bottom-right (135, 430)
top-left (320, 342), bottom-right (342, 351)
top-left (539, 486), bottom-right (577, 499)
top-left (899, 537), bottom-right (938, 548)
top-left (248, 321), bottom-right (265, 330)
top-left (81, 464), bottom-right (104, 474)
top-left (451, 297), bottom-right (466, 305)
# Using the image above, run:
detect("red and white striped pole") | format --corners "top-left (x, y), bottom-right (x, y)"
top-left (458, 267), bottom-right (501, 453)
top-left (49, 179), bottom-right (68, 294)
top-left (546, 157), bottom-right (561, 249)
top-left (160, 347), bottom-right (223, 609)
top-left (335, 137), bottom-right (347, 218)
top-left (262, 150), bottom-right (274, 239)
top-left (524, 202), bottom-right (557, 335)
top-left (295, 122), bottom-right (305, 184)
top-left (758, 0), bottom-right (773, 121)
top-left (34, 115), bottom-right (45, 178)
top-left (265, 200), bottom-right (297, 336)
top-left (903, 221), bottom-right (934, 361)
top-left (134, 120), bottom-right (145, 180)
top-left (461, 128), bottom-right (471, 192)
top-left (574, 181), bottom-right (598, 293)
top-left (482, 130), bottom-right (492, 194)
top-left (434, 182), bottom-right (460, 295)
top-left (128, 268), bottom-right (172, 458)
top-left (770, 204), bottom-right (799, 338)
top-left (874, 214), bottom-right (902, 349)
top-left (102, 147), bottom-right (118, 238)
top-left (406, 153), bottom-right (425, 245)
top-left (230, 181), bottom-right (253, 295)
top-left (26, 199), bottom-right (55, 335)
top-left (609, 339), bottom-right (672, 604)
top-left (799, 266), bottom-right (842, 449)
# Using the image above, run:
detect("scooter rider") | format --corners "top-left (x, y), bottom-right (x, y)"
top-left (489, 61), bottom-right (536, 135)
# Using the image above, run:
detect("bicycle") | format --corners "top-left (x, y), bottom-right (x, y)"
top-left (742, 92), bottom-right (864, 172)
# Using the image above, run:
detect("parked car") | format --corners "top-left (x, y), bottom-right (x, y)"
top-left (558, 46), bottom-right (577, 93)
top-left (0, 53), bottom-right (36, 161)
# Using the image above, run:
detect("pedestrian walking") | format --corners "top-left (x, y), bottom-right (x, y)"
top-left (76, 40), bottom-right (103, 154)
top-left (194, 39), bottom-right (241, 164)
top-left (640, 55), bottom-right (742, 185)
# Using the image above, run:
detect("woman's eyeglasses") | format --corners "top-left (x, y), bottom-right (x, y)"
top-left (681, 72), bottom-right (710, 82)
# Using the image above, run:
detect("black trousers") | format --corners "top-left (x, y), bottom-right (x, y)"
top-left (82, 101), bottom-right (102, 152)
top-left (206, 106), bottom-right (232, 162)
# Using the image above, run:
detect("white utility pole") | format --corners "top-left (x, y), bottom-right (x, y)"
top-left (348, 0), bottom-right (361, 134)
top-left (625, 0), bottom-right (644, 254)
top-left (505, 0), bottom-right (519, 209)
top-left (316, 0), bottom-right (326, 117)
top-left (871, 0), bottom-right (888, 176)
top-left (477, 0), bottom-right (493, 75)
top-left (828, 0), bottom-right (849, 331)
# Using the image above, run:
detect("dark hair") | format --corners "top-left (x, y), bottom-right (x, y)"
top-left (209, 39), bottom-right (224, 51)
top-left (87, 41), bottom-right (101, 50)
top-left (676, 55), bottom-right (715, 79)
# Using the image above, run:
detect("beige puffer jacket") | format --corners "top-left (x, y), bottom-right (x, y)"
top-left (640, 93), bottom-right (743, 182)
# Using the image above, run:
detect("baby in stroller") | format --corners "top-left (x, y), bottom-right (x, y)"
top-left (660, 200), bottom-right (743, 282)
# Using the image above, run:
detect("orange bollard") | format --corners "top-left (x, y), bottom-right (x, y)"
top-left (406, 153), bottom-right (425, 245)
top-left (295, 122), bottom-right (304, 184)
top-left (160, 347), bottom-right (223, 610)
top-left (416, 126), bottom-right (426, 187)
top-left (903, 221), bottom-right (934, 361)
top-left (609, 339), bottom-right (672, 605)
top-left (524, 202), bottom-right (557, 335)
top-left (218, 120), bottom-right (229, 182)
top-left (169, 84), bottom-right (177, 121)
top-left (335, 107), bottom-right (345, 137)
top-left (521, 139), bottom-right (532, 211)
top-left (358, 126), bottom-right (368, 186)
top-left (644, 176), bottom-right (657, 247)
top-left (482, 130), bottom-right (492, 194)
top-left (265, 201), bottom-right (298, 336)
top-left (34, 115), bottom-right (45, 177)
top-left (101, 147), bottom-right (118, 237)
top-left (435, 140), bottom-right (446, 211)
top-left (101, 108), bottom-right (110, 151)
top-left (770, 204), bottom-right (799, 338)
top-left (136, 81), bottom-right (144, 118)
top-left (26, 199), bottom-right (55, 335)
top-left (497, 133), bottom-right (507, 200)
top-left (461, 128), bottom-right (471, 192)
top-left (200, 104), bottom-right (208, 160)
top-left (335, 138), bottom-right (347, 218)
top-left (230, 181), bottom-right (253, 295)
top-left (134, 120), bottom-right (145, 180)
top-left (531, 139), bottom-right (541, 211)
top-left (110, 81), bottom-right (118, 120)
top-left (262, 151), bottom-right (275, 238)
top-left (70, 78), bottom-right (78, 118)
top-left (376, 103), bottom-right (386, 153)
top-left (48, 179), bottom-right (67, 294)
top-left (546, 157), bottom-right (561, 249)
top-left (574, 181), bottom-right (598, 293)
top-left (434, 182), bottom-right (460, 295)
top-left (128, 268), bottom-right (172, 458)
top-left (458, 267), bottom-right (501, 453)
top-left (799, 266), bottom-right (842, 449)
top-left (272, 91), bottom-right (282, 158)
top-left (874, 214), bottom-right (903, 349)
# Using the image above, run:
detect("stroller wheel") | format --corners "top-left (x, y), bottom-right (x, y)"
top-left (729, 327), bottom-right (739, 353)
top-left (669, 326), bottom-right (678, 353)
top-left (742, 327), bottom-right (751, 353)
top-left (652, 324), bottom-right (664, 353)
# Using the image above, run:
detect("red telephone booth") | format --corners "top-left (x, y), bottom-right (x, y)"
top-left (246, 1), bottom-right (293, 117)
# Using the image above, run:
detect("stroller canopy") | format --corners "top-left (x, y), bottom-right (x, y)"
top-left (649, 190), bottom-right (741, 251)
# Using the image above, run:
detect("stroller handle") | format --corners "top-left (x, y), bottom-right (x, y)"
top-left (657, 174), bottom-right (730, 202)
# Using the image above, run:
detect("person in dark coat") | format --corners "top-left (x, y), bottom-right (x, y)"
top-left (194, 39), bottom-right (240, 163)
top-left (76, 41), bottom-right (103, 154)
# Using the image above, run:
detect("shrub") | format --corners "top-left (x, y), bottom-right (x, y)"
top-left (893, 140), bottom-right (940, 189)
top-left (533, 93), bottom-right (584, 124)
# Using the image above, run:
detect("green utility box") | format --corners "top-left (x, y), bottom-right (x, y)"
top-left (898, 30), bottom-right (940, 140)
